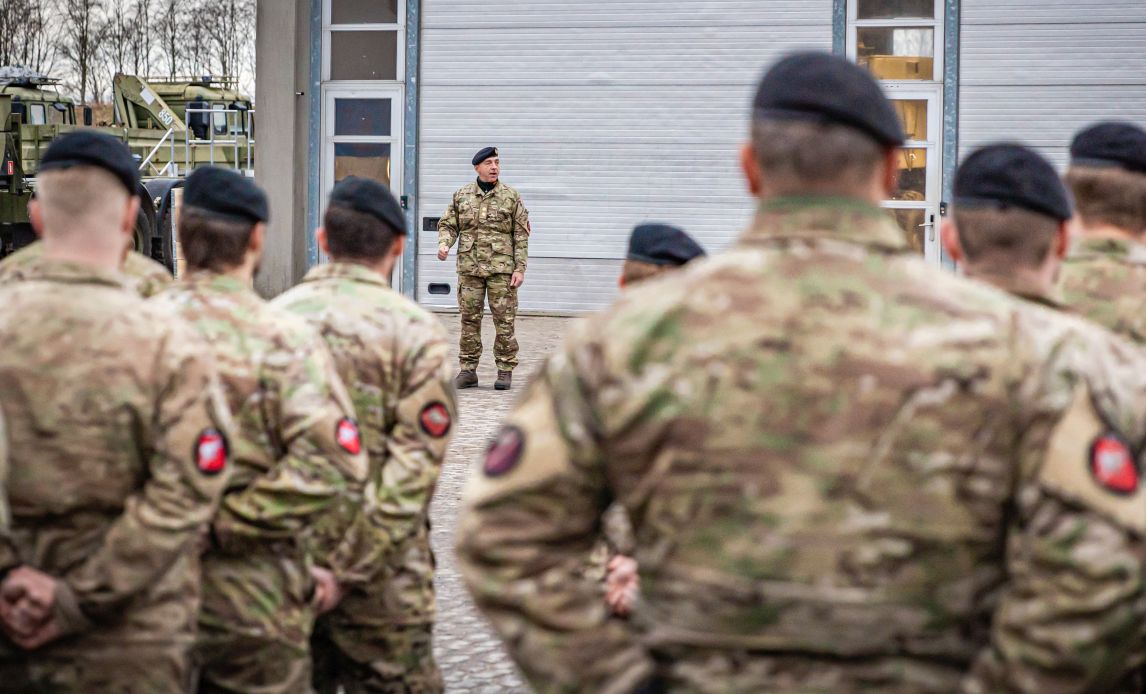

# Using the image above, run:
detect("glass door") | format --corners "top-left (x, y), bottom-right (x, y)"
top-left (884, 87), bottom-right (941, 263)
top-left (321, 87), bottom-right (404, 278)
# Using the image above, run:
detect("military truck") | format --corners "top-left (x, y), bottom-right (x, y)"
top-left (0, 67), bottom-right (256, 271)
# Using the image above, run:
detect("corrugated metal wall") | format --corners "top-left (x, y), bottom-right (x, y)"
top-left (417, 1), bottom-right (832, 313)
top-left (959, 1), bottom-right (1146, 169)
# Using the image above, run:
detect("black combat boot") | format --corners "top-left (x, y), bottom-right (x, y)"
top-left (454, 369), bottom-right (478, 389)
top-left (495, 370), bottom-right (512, 391)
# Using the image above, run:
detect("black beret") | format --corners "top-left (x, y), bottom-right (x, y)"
top-left (328, 176), bottom-right (407, 236)
top-left (754, 51), bottom-right (905, 147)
top-left (1070, 121), bottom-right (1146, 175)
top-left (954, 143), bottom-right (1072, 222)
top-left (472, 147), bottom-right (498, 166)
top-left (627, 223), bottom-right (706, 267)
top-left (183, 166), bottom-right (269, 224)
top-left (38, 130), bottom-right (140, 195)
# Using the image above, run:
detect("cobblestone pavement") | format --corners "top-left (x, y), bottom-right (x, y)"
top-left (430, 314), bottom-right (575, 693)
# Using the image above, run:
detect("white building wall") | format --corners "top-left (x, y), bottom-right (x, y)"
top-left (417, 1), bottom-right (832, 313)
top-left (959, 1), bottom-right (1146, 169)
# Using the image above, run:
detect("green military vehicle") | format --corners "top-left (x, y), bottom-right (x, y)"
top-left (0, 67), bottom-right (256, 271)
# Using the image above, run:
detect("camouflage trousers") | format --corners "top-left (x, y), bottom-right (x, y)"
top-left (0, 642), bottom-right (192, 693)
top-left (457, 273), bottom-right (518, 372)
top-left (312, 618), bottom-right (442, 694)
top-left (196, 547), bottom-right (316, 693)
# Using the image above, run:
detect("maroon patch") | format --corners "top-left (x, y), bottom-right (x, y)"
top-left (483, 426), bottom-right (525, 478)
top-left (1090, 433), bottom-right (1139, 495)
top-left (419, 402), bottom-right (452, 439)
top-left (336, 418), bottom-right (362, 455)
top-left (195, 428), bottom-right (228, 476)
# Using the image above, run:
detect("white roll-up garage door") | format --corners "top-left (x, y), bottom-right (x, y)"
top-left (416, 1), bottom-right (832, 313)
top-left (959, 1), bottom-right (1146, 169)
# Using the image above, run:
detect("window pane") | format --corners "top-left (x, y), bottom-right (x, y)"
top-left (887, 208), bottom-right (926, 255)
top-left (28, 104), bottom-right (46, 125)
top-left (335, 142), bottom-right (392, 188)
top-left (891, 148), bottom-right (928, 201)
top-left (335, 98), bottom-right (392, 136)
top-left (892, 99), bottom-right (927, 141)
top-left (332, 0), bottom-right (398, 24)
top-left (857, 0), bottom-right (934, 19)
top-left (330, 30), bottom-right (398, 81)
top-left (857, 27), bottom-right (934, 80)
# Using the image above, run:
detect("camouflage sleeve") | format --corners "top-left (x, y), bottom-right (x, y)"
top-left (56, 325), bottom-right (234, 633)
top-left (437, 194), bottom-right (460, 250)
top-left (967, 330), bottom-right (1146, 692)
top-left (456, 350), bottom-right (655, 693)
top-left (513, 197), bottom-right (530, 274)
top-left (210, 334), bottom-right (369, 584)
top-left (0, 410), bottom-right (15, 576)
top-left (334, 327), bottom-right (456, 585)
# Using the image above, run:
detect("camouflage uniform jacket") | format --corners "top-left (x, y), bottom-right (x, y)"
top-left (1059, 236), bottom-right (1146, 344)
top-left (457, 197), bottom-right (1146, 694)
top-left (150, 273), bottom-right (369, 644)
top-left (437, 181), bottom-right (530, 277)
top-left (0, 239), bottom-right (173, 298)
top-left (273, 262), bottom-right (456, 622)
top-left (0, 259), bottom-right (233, 653)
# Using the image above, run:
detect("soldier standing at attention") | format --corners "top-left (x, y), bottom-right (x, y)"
top-left (0, 236), bottom-right (172, 298)
top-left (149, 166), bottom-right (369, 694)
top-left (274, 177), bottom-right (456, 694)
top-left (1057, 122), bottom-right (1146, 343)
top-left (436, 147), bottom-right (531, 391)
top-left (456, 52), bottom-right (1146, 692)
top-left (0, 131), bottom-right (234, 693)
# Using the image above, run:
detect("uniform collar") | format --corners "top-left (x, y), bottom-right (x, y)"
top-left (966, 267), bottom-right (1065, 309)
top-left (1069, 235), bottom-right (1146, 264)
top-left (16, 257), bottom-right (128, 289)
top-left (474, 180), bottom-right (500, 197)
top-left (181, 271), bottom-right (254, 295)
top-left (302, 261), bottom-right (391, 288)
top-left (738, 196), bottom-right (909, 251)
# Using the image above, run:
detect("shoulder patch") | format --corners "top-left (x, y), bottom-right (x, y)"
top-left (483, 426), bottom-right (525, 477)
top-left (419, 401), bottom-right (452, 439)
top-left (195, 428), bottom-right (229, 476)
top-left (1040, 384), bottom-right (1146, 534)
top-left (336, 417), bottom-right (362, 455)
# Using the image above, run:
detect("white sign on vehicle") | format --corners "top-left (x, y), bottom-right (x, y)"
top-left (141, 87), bottom-right (156, 105)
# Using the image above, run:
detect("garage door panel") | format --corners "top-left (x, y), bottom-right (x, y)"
top-left (424, 1), bottom-right (829, 29)
top-left (417, 256), bottom-right (625, 314)
top-left (962, 0), bottom-right (1146, 25)
top-left (961, 23), bottom-right (1146, 86)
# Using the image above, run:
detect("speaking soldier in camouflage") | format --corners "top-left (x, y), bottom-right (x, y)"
top-left (149, 167), bottom-right (369, 694)
top-left (0, 132), bottom-right (235, 693)
top-left (274, 177), bottom-right (456, 693)
top-left (1058, 122), bottom-right (1146, 344)
top-left (437, 147), bottom-right (531, 391)
top-left (0, 239), bottom-right (173, 298)
top-left (456, 53), bottom-right (1146, 694)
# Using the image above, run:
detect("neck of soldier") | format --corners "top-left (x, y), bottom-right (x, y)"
top-left (1073, 217), bottom-right (1143, 243)
top-left (333, 253), bottom-right (399, 285)
top-left (221, 251), bottom-right (259, 284)
top-left (962, 256), bottom-right (1058, 299)
top-left (477, 177), bottom-right (497, 192)
top-left (41, 227), bottom-right (126, 273)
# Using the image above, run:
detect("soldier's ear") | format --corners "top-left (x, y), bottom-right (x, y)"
top-left (740, 143), bottom-right (762, 197)
top-left (249, 222), bottom-right (266, 256)
top-left (390, 235), bottom-right (406, 258)
top-left (1054, 221), bottom-right (1070, 260)
top-left (28, 199), bottom-right (44, 239)
top-left (316, 226), bottom-right (330, 255)
top-left (940, 219), bottom-right (964, 265)
top-left (881, 148), bottom-right (900, 199)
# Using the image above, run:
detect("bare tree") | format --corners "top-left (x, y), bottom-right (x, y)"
top-left (59, 0), bottom-right (105, 101)
top-left (155, 0), bottom-right (181, 78)
top-left (0, 0), bottom-right (59, 74)
top-left (128, 0), bottom-right (154, 76)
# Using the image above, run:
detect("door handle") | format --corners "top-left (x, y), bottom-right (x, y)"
top-left (918, 214), bottom-right (936, 241)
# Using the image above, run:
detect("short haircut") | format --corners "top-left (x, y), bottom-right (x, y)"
top-left (322, 203), bottom-right (401, 262)
top-left (35, 166), bottom-right (129, 238)
top-left (1065, 165), bottom-right (1146, 236)
top-left (952, 206), bottom-right (1059, 267)
top-left (179, 207), bottom-right (256, 272)
top-left (621, 260), bottom-right (670, 286)
top-left (751, 120), bottom-right (885, 196)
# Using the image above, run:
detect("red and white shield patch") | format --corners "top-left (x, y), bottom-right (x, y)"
top-left (1090, 433), bottom-right (1139, 494)
top-left (336, 418), bottom-right (362, 455)
top-left (195, 428), bottom-right (228, 476)
top-left (483, 426), bottom-right (525, 478)
top-left (419, 401), bottom-right (452, 439)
